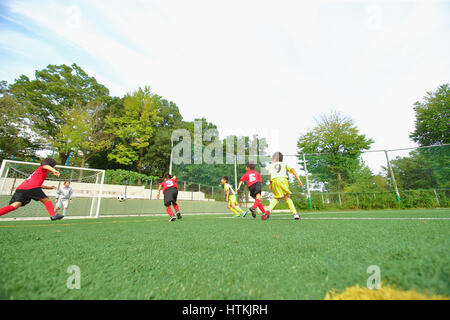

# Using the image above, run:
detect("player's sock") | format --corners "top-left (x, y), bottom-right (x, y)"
top-left (253, 198), bottom-right (261, 210)
top-left (235, 206), bottom-right (245, 214)
top-left (268, 199), bottom-right (279, 211)
top-left (258, 202), bottom-right (266, 213)
top-left (230, 207), bottom-right (240, 216)
top-left (286, 198), bottom-right (297, 214)
top-left (44, 201), bottom-right (56, 217)
top-left (0, 205), bottom-right (16, 217)
top-left (63, 208), bottom-right (68, 216)
top-left (173, 204), bottom-right (180, 212)
top-left (166, 206), bottom-right (174, 217)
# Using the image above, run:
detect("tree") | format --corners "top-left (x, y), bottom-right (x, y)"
top-left (8, 63), bottom-right (110, 164)
top-left (297, 111), bottom-right (374, 192)
top-left (105, 86), bottom-right (162, 176)
top-left (345, 161), bottom-right (381, 193)
top-left (0, 81), bottom-right (39, 161)
top-left (410, 84), bottom-right (450, 146)
top-left (57, 100), bottom-right (112, 169)
top-left (387, 146), bottom-right (449, 190)
top-left (142, 99), bottom-right (184, 177)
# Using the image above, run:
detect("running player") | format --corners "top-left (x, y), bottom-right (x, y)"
top-left (221, 175), bottom-right (246, 218)
top-left (262, 152), bottom-right (303, 220)
top-left (55, 180), bottom-right (73, 217)
top-left (0, 158), bottom-right (64, 220)
top-left (157, 174), bottom-right (182, 222)
top-left (236, 162), bottom-right (265, 218)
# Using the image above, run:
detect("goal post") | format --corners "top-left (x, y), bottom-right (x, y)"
top-left (0, 159), bottom-right (105, 219)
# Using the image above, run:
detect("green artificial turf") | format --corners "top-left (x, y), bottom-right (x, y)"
top-left (0, 209), bottom-right (449, 300)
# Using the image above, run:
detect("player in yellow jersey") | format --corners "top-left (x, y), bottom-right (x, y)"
top-left (221, 176), bottom-right (246, 218)
top-left (262, 152), bottom-right (303, 220)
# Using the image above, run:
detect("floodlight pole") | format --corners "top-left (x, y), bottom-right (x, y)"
top-left (169, 138), bottom-right (174, 175)
top-left (384, 150), bottom-right (401, 204)
top-left (302, 153), bottom-right (313, 209)
top-left (234, 154), bottom-right (238, 191)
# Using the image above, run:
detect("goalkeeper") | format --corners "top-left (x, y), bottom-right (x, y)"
top-left (55, 180), bottom-right (73, 217)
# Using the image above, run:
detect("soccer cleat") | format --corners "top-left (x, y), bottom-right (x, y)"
top-left (242, 211), bottom-right (247, 218)
top-left (249, 207), bottom-right (256, 218)
top-left (176, 211), bottom-right (182, 219)
top-left (169, 216), bottom-right (176, 222)
top-left (50, 214), bottom-right (64, 221)
top-left (261, 210), bottom-right (271, 221)
top-left (294, 214), bottom-right (300, 220)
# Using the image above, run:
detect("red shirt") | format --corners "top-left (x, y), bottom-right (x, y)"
top-left (240, 170), bottom-right (262, 188)
top-left (17, 166), bottom-right (49, 190)
top-left (159, 177), bottom-right (178, 193)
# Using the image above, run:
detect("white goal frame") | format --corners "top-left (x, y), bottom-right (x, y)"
top-left (0, 159), bottom-right (105, 218)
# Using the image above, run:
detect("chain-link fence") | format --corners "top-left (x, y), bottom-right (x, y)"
top-left (3, 145), bottom-right (446, 219)
top-left (281, 144), bottom-right (449, 210)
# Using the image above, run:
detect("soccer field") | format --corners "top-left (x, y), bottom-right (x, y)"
top-left (0, 209), bottom-right (449, 300)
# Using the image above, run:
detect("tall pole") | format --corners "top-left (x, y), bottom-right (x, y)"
top-left (169, 138), bottom-right (174, 175)
top-left (234, 154), bottom-right (238, 190)
top-left (384, 150), bottom-right (401, 204)
top-left (303, 153), bottom-right (313, 209)
top-left (65, 153), bottom-right (71, 166)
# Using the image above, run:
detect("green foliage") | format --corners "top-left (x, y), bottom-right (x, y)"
top-left (58, 100), bottom-right (112, 167)
top-left (173, 131), bottom-right (269, 187)
top-left (8, 63), bottom-right (111, 164)
top-left (104, 169), bottom-right (158, 186)
top-left (0, 81), bottom-right (39, 161)
top-left (142, 100), bottom-right (184, 177)
top-left (297, 111), bottom-right (374, 192)
top-left (388, 146), bottom-right (450, 190)
top-left (106, 87), bottom-right (162, 173)
top-left (410, 83), bottom-right (450, 146)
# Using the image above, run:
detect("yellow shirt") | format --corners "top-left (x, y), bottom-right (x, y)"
top-left (224, 183), bottom-right (236, 195)
top-left (268, 162), bottom-right (292, 181)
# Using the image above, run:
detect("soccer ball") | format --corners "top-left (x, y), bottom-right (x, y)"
top-left (117, 194), bottom-right (126, 202)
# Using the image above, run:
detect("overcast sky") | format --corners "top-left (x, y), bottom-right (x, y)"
top-left (1, 0), bottom-right (449, 173)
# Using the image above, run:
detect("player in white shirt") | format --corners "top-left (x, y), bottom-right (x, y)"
top-left (262, 152), bottom-right (303, 220)
top-left (55, 180), bottom-right (73, 216)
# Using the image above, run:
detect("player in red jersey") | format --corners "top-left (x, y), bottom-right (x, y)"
top-left (0, 158), bottom-right (64, 221)
top-left (236, 162), bottom-right (266, 218)
top-left (157, 174), bottom-right (182, 222)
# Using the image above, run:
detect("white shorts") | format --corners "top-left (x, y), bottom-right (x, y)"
top-left (56, 199), bottom-right (70, 209)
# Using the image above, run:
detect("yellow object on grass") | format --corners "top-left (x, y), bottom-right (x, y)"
top-left (325, 284), bottom-right (449, 300)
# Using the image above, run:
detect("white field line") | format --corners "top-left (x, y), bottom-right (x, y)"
top-left (218, 216), bottom-right (450, 220)
top-left (292, 217), bottom-right (450, 220)
top-left (0, 212), bottom-right (230, 222)
top-left (1, 209), bottom-right (449, 222)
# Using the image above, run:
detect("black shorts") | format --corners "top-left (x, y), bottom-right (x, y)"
top-left (163, 187), bottom-right (178, 206)
top-left (9, 188), bottom-right (48, 207)
top-left (249, 182), bottom-right (262, 199)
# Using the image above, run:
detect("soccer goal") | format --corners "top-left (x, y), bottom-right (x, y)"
top-left (0, 160), bottom-right (105, 219)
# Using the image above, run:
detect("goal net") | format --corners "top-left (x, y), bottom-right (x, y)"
top-left (0, 160), bottom-right (105, 219)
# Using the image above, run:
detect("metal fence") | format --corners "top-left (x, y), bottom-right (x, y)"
top-left (282, 144), bottom-right (449, 210)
